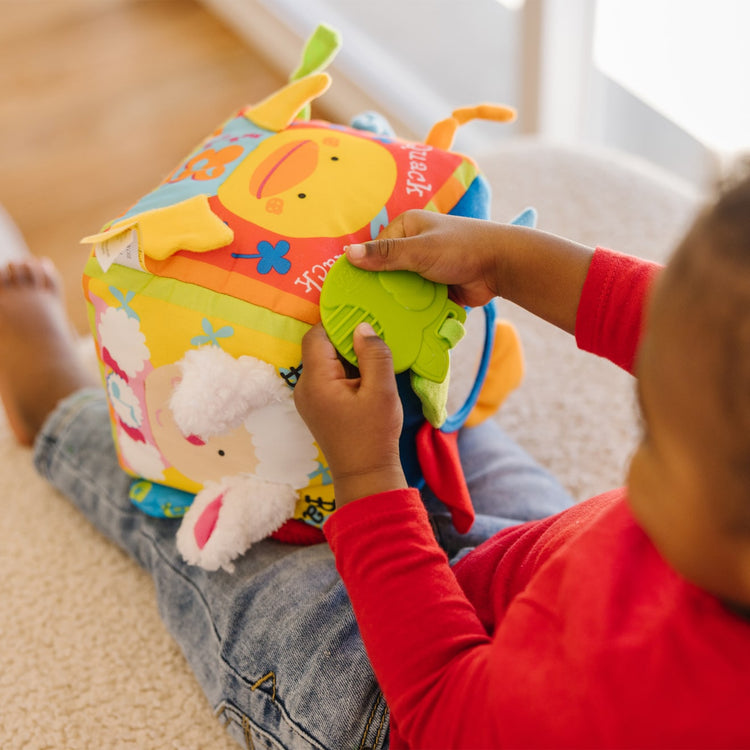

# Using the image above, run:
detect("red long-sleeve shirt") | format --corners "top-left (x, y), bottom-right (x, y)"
top-left (325, 248), bottom-right (750, 749)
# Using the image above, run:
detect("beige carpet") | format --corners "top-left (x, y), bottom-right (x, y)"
top-left (0, 139), bottom-right (702, 748)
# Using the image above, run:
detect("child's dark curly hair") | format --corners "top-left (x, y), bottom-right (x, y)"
top-left (667, 161), bottom-right (750, 526)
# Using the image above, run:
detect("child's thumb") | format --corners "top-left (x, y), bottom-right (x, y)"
top-left (353, 323), bottom-right (396, 392)
top-left (345, 237), bottom-right (416, 272)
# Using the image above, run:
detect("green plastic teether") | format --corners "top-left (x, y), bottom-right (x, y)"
top-left (319, 256), bottom-right (466, 383)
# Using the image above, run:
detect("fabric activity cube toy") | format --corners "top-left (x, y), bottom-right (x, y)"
top-left (81, 26), bottom-right (525, 572)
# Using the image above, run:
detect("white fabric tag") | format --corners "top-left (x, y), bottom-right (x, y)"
top-left (94, 228), bottom-right (141, 272)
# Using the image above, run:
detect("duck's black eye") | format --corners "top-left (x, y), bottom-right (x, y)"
top-left (331, 156), bottom-right (339, 161)
top-left (298, 193), bottom-right (307, 199)
top-left (218, 449), bottom-right (225, 456)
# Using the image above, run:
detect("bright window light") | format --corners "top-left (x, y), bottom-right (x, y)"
top-left (495, 0), bottom-right (526, 11)
top-left (594, 0), bottom-right (750, 154)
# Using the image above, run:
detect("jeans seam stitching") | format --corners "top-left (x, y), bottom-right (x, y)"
top-left (242, 715), bottom-right (256, 750)
top-left (217, 699), bottom-right (325, 750)
top-left (373, 702), bottom-right (388, 749)
top-left (359, 691), bottom-right (385, 750)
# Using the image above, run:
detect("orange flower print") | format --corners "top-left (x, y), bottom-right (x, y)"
top-left (171, 145), bottom-right (244, 182)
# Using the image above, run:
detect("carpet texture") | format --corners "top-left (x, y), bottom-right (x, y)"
top-left (0, 138), bottom-right (702, 748)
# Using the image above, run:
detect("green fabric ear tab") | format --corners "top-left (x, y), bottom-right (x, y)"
top-left (290, 23), bottom-right (342, 120)
top-left (290, 23), bottom-right (342, 80)
top-left (411, 370), bottom-right (450, 428)
top-left (438, 316), bottom-right (466, 349)
top-left (410, 314), bottom-right (466, 428)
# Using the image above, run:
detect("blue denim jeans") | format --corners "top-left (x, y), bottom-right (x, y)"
top-left (33, 388), bottom-right (573, 749)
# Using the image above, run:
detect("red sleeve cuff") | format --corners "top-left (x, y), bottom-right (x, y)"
top-left (575, 247), bottom-right (662, 373)
top-left (324, 488), bottom-right (427, 550)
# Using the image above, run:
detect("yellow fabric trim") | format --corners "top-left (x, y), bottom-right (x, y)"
top-left (244, 73), bottom-right (331, 132)
top-left (81, 195), bottom-right (234, 261)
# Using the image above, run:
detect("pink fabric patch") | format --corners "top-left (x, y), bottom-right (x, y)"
top-left (118, 419), bottom-right (145, 443)
top-left (194, 494), bottom-right (224, 549)
top-left (102, 346), bottom-right (129, 381)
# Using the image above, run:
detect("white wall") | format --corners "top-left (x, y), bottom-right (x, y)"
top-left (200, 0), bottom-right (727, 188)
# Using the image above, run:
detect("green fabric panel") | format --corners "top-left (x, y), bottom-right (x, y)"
top-left (84, 257), bottom-right (309, 344)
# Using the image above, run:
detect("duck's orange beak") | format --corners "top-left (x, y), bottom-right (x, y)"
top-left (248, 139), bottom-right (318, 198)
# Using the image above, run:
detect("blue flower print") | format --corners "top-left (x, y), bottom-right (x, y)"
top-left (109, 286), bottom-right (139, 320)
top-left (232, 240), bottom-right (291, 275)
top-left (308, 461), bottom-right (332, 486)
top-left (191, 318), bottom-right (234, 347)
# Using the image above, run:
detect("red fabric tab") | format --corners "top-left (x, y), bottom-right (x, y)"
top-left (416, 422), bottom-right (475, 533)
top-left (271, 518), bottom-right (326, 545)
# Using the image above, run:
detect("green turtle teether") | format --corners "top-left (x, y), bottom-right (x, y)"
top-left (319, 256), bottom-right (466, 383)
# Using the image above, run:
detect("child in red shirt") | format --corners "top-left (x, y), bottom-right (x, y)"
top-left (294, 171), bottom-right (750, 747)
top-left (2, 169), bottom-right (749, 748)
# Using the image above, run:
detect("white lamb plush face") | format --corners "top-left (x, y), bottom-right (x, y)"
top-left (142, 348), bottom-right (319, 493)
top-left (144, 362), bottom-right (260, 484)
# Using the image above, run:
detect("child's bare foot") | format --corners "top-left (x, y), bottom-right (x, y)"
top-left (0, 259), bottom-right (97, 446)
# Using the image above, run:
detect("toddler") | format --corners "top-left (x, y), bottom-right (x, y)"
top-left (1, 167), bottom-right (749, 748)
top-left (294, 169), bottom-right (750, 747)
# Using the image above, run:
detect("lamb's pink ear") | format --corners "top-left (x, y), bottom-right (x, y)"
top-left (243, 73), bottom-right (331, 132)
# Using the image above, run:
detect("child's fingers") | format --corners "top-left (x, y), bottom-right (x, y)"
top-left (299, 323), bottom-right (344, 381)
top-left (296, 324), bottom-right (342, 419)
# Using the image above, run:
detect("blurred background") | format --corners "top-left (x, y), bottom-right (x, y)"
top-left (2, 0), bottom-right (748, 335)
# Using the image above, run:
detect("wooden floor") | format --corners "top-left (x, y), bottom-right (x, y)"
top-left (0, 0), bottom-right (293, 333)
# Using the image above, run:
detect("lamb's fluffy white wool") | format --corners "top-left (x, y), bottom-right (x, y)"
top-left (169, 346), bottom-right (289, 439)
top-left (176, 474), bottom-right (298, 572)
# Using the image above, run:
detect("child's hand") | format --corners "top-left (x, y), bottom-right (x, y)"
top-left (294, 322), bottom-right (407, 508)
top-left (347, 209), bottom-right (595, 335)
top-left (346, 210), bottom-right (502, 307)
